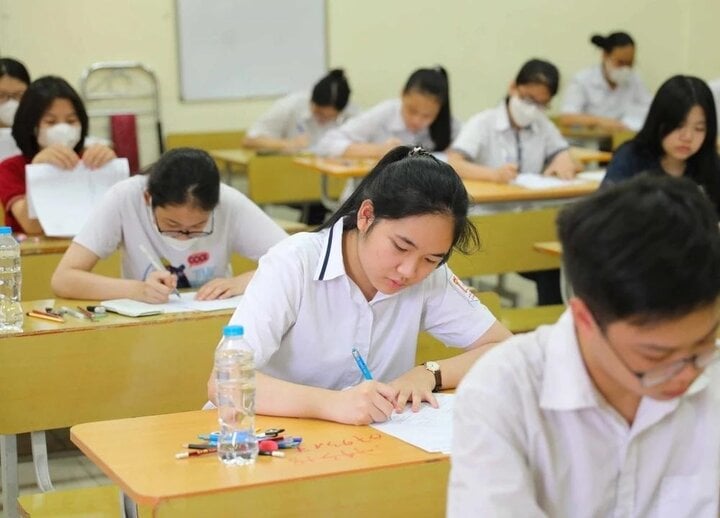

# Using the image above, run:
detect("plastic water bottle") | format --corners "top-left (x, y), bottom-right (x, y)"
top-left (0, 226), bottom-right (22, 333)
top-left (215, 325), bottom-right (258, 465)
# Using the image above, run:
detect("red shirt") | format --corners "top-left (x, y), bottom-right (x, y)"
top-left (0, 154), bottom-right (31, 233)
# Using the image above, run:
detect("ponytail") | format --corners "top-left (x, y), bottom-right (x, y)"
top-left (312, 69), bottom-right (351, 111)
top-left (590, 31), bottom-right (635, 53)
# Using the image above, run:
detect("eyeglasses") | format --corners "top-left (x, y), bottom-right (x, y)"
top-left (153, 210), bottom-right (214, 238)
top-left (519, 95), bottom-right (550, 111)
top-left (605, 334), bottom-right (720, 388)
top-left (0, 92), bottom-right (23, 103)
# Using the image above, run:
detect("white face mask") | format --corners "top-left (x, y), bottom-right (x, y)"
top-left (508, 95), bottom-right (540, 128)
top-left (0, 99), bottom-right (19, 126)
top-left (160, 234), bottom-right (197, 251)
top-left (606, 64), bottom-right (632, 86)
top-left (37, 122), bottom-right (82, 148)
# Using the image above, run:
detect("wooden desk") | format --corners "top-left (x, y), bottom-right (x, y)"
top-left (295, 157), bottom-right (599, 207)
top-left (569, 146), bottom-right (612, 165)
top-left (208, 148), bottom-right (255, 183)
top-left (72, 410), bottom-right (448, 517)
top-left (533, 241), bottom-right (562, 257)
top-left (1, 299), bottom-right (234, 518)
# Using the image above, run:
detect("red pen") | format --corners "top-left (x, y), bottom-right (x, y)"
top-left (175, 448), bottom-right (216, 459)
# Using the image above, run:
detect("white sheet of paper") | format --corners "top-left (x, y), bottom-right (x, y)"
top-left (0, 128), bottom-right (20, 161)
top-left (370, 393), bottom-right (454, 454)
top-left (512, 173), bottom-right (589, 190)
top-left (576, 169), bottom-right (606, 182)
top-left (25, 158), bottom-right (130, 237)
top-left (102, 291), bottom-right (242, 317)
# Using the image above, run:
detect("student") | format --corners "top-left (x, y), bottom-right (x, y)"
top-left (0, 76), bottom-right (116, 234)
top-left (0, 58), bottom-right (30, 128)
top-left (448, 58), bottom-right (576, 183)
top-left (558, 31), bottom-right (651, 131)
top-left (243, 69), bottom-right (355, 152)
top-left (602, 75), bottom-right (720, 217)
top-left (448, 175), bottom-right (720, 516)
top-left (208, 147), bottom-right (511, 425)
top-left (52, 147), bottom-right (288, 303)
top-left (315, 67), bottom-right (458, 158)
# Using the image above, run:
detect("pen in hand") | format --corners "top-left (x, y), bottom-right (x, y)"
top-left (352, 347), bottom-right (373, 380)
top-left (139, 244), bottom-right (181, 298)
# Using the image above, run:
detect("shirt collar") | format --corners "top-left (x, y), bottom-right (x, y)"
top-left (314, 218), bottom-right (346, 281)
top-left (540, 310), bottom-right (601, 410)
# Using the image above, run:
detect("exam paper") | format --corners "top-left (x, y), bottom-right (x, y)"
top-left (25, 158), bottom-right (130, 237)
top-left (512, 173), bottom-right (589, 190)
top-left (370, 393), bottom-right (454, 454)
top-left (102, 292), bottom-right (243, 317)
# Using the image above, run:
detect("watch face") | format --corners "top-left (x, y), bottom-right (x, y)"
top-left (426, 361), bottom-right (440, 372)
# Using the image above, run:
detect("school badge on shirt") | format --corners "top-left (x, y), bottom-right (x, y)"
top-left (450, 274), bottom-right (479, 306)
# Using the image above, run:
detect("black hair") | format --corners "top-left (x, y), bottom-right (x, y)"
top-left (311, 69), bottom-right (350, 111)
top-left (11, 76), bottom-right (88, 159)
top-left (319, 146), bottom-right (478, 263)
top-left (0, 58), bottom-right (31, 85)
top-left (632, 75), bottom-right (720, 213)
top-left (515, 59), bottom-right (560, 97)
top-left (403, 67), bottom-right (452, 151)
top-left (590, 32), bottom-right (635, 53)
top-left (146, 147), bottom-right (220, 211)
top-left (558, 174), bottom-right (720, 328)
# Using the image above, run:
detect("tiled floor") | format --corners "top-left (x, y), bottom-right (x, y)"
top-left (0, 429), bottom-right (112, 516)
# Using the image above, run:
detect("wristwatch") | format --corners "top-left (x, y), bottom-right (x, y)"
top-left (424, 361), bottom-right (442, 392)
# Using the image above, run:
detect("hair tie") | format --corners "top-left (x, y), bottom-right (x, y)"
top-left (409, 146), bottom-right (427, 157)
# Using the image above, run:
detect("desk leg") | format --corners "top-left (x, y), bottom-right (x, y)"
top-left (122, 491), bottom-right (138, 518)
top-left (30, 431), bottom-right (54, 492)
top-left (1, 434), bottom-right (19, 518)
top-left (319, 175), bottom-right (340, 212)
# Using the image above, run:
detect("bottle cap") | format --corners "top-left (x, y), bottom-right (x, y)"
top-left (0, 227), bottom-right (11, 235)
top-left (223, 325), bottom-right (244, 337)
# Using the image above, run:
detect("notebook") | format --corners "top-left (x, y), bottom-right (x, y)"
top-left (101, 292), bottom-right (243, 317)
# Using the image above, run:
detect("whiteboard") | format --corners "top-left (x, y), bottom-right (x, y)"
top-left (175, 0), bottom-right (327, 101)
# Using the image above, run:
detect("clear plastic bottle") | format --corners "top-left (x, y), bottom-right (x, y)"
top-left (214, 325), bottom-right (258, 465)
top-left (0, 226), bottom-right (22, 333)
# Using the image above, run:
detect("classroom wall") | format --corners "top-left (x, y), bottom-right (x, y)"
top-left (1, 0), bottom-right (718, 165)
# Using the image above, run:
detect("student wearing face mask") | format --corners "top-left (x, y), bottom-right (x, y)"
top-left (243, 69), bottom-right (357, 152)
top-left (51, 147), bottom-right (288, 303)
top-left (558, 32), bottom-right (651, 131)
top-left (448, 59), bottom-right (576, 184)
top-left (315, 66), bottom-right (459, 158)
top-left (0, 58), bottom-right (30, 160)
top-left (0, 76), bottom-right (116, 234)
top-left (602, 75), bottom-right (720, 217)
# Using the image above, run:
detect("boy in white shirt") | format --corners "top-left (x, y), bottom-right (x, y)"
top-left (448, 174), bottom-right (720, 517)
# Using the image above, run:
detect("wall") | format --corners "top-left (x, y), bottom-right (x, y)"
top-left (1, 0), bottom-right (718, 165)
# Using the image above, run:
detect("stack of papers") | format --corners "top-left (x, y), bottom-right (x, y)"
top-left (26, 158), bottom-right (129, 237)
top-left (512, 173), bottom-right (590, 190)
top-left (370, 393), bottom-right (454, 454)
top-left (101, 292), bottom-right (242, 317)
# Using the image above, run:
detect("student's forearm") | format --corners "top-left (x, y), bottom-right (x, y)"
top-left (341, 143), bottom-right (386, 159)
top-left (10, 198), bottom-right (44, 235)
top-left (242, 136), bottom-right (291, 151)
top-left (51, 268), bottom-right (143, 300)
top-left (448, 156), bottom-right (500, 181)
top-left (208, 370), bottom-right (336, 421)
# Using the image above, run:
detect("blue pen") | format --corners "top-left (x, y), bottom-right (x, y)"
top-left (352, 347), bottom-right (373, 380)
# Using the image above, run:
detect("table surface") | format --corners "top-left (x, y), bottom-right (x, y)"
top-left (72, 410), bottom-right (447, 508)
top-left (533, 241), bottom-right (563, 257)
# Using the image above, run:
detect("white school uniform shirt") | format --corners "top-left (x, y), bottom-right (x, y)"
top-left (246, 91), bottom-right (358, 148)
top-left (0, 128), bottom-right (20, 161)
top-left (709, 78), bottom-right (720, 131)
top-left (73, 175), bottom-right (288, 288)
top-left (228, 217), bottom-right (496, 389)
top-left (560, 64), bottom-right (652, 131)
top-left (314, 98), bottom-right (461, 156)
top-left (448, 310), bottom-right (720, 518)
top-left (450, 103), bottom-right (569, 175)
